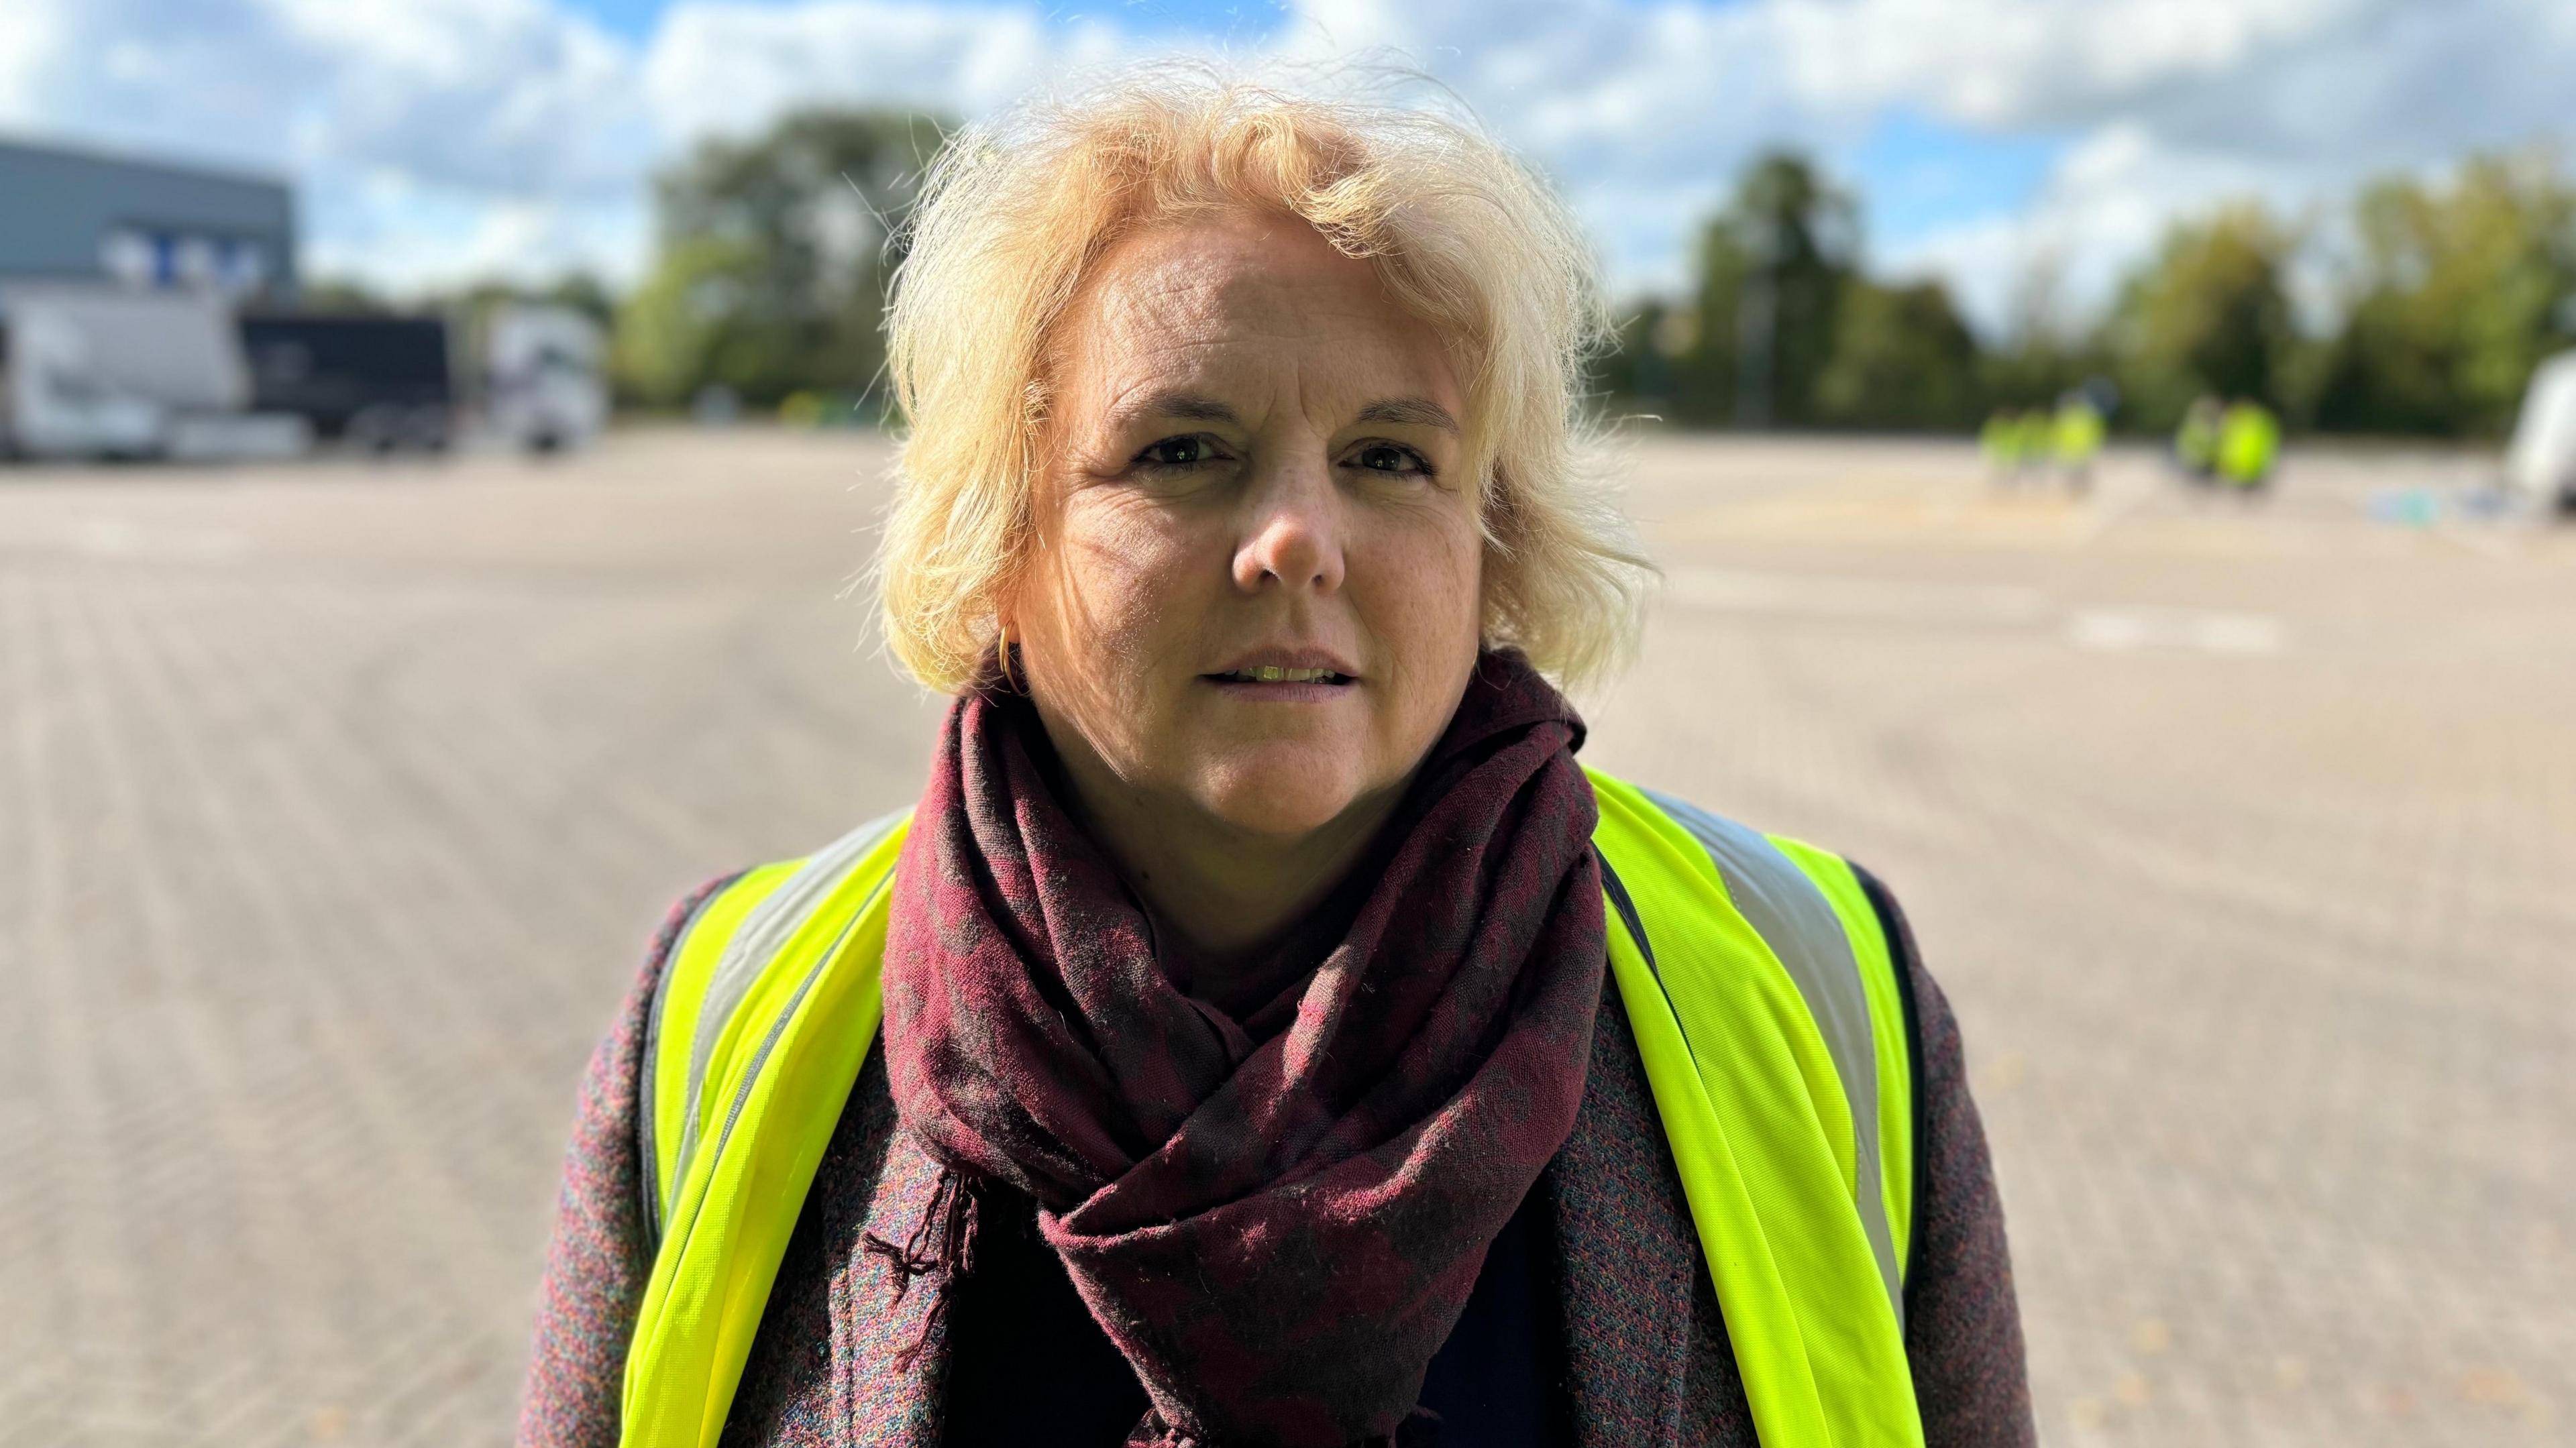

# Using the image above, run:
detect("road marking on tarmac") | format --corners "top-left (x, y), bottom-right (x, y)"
top-left (1662, 566), bottom-right (2051, 626)
top-left (2063, 608), bottom-right (2288, 655)
top-left (1664, 566), bottom-right (2290, 657)
top-left (54, 516), bottom-right (252, 561)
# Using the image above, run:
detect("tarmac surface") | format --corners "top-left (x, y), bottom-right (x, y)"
top-left (3, 427), bottom-right (2571, 1446)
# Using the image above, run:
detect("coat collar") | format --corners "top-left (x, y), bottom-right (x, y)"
top-left (1550, 981), bottom-right (1701, 1447)
top-left (841, 1080), bottom-right (950, 1447)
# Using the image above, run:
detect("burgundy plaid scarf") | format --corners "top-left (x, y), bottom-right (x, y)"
top-left (879, 651), bottom-right (1607, 1448)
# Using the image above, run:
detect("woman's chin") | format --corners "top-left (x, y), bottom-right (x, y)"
top-left (1189, 751), bottom-right (1373, 840)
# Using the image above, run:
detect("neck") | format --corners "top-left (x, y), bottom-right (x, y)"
top-left (1053, 755), bottom-right (1408, 1007)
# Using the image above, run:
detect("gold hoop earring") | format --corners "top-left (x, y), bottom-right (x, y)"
top-left (998, 624), bottom-right (1022, 695)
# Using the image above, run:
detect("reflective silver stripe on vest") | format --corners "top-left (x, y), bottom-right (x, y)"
top-left (638, 891), bottom-right (720, 1245)
top-left (1641, 789), bottom-right (1903, 1325)
top-left (643, 810), bottom-right (904, 1243)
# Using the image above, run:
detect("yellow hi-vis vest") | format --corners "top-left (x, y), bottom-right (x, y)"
top-left (621, 767), bottom-right (1923, 1448)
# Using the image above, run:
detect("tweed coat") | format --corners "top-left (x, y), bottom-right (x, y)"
top-left (519, 871), bottom-right (2036, 1447)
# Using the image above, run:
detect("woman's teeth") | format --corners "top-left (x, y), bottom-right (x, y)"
top-left (1220, 667), bottom-right (1348, 683)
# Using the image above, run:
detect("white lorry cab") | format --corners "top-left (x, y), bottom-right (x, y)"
top-left (484, 304), bottom-right (608, 454)
top-left (2506, 349), bottom-right (2576, 516)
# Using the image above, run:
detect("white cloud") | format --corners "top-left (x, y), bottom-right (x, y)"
top-left (1763, 0), bottom-right (2387, 131)
top-left (0, 1), bottom-right (64, 124)
top-left (303, 182), bottom-right (652, 296)
top-left (1281, 0), bottom-right (2576, 315)
top-left (266, 0), bottom-right (648, 195)
top-left (1885, 125), bottom-right (2288, 335)
top-left (641, 1), bottom-right (1134, 143)
top-left (1, 0), bottom-right (657, 293)
top-left (1271, 0), bottom-right (1839, 295)
top-left (7, 0), bottom-right (2575, 312)
top-left (5, 0), bottom-right (648, 193)
top-left (1871, 0), bottom-right (2576, 335)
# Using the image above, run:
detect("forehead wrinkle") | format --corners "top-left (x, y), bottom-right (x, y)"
top-left (1063, 226), bottom-right (1466, 445)
top-left (1097, 241), bottom-right (1385, 345)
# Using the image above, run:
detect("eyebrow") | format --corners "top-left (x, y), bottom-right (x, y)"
top-left (1111, 392), bottom-right (1242, 431)
top-left (1354, 396), bottom-right (1461, 433)
top-left (1110, 391), bottom-right (1460, 434)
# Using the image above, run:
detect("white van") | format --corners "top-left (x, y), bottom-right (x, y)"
top-left (0, 301), bottom-right (168, 459)
top-left (0, 285), bottom-right (308, 462)
top-left (2506, 349), bottom-right (2576, 515)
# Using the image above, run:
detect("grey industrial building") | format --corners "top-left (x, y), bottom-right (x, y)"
top-left (0, 136), bottom-right (296, 298)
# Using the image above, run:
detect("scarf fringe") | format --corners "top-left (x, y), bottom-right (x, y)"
top-left (861, 1166), bottom-right (985, 1370)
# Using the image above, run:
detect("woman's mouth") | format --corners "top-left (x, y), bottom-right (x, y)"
top-left (1209, 666), bottom-right (1352, 685)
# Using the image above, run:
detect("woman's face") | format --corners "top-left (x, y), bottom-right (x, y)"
top-left (1010, 213), bottom-right (1483, 842)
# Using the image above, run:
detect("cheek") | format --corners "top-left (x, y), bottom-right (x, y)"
top-left (1413, 502), bottom-right (1487, 638)
top-left (1024, 494), bottom-right (1208, 704)
top-left (1085, 502), bottom-right (1200, 636)
top-left (1361, 508), bottom-right (1485, 721)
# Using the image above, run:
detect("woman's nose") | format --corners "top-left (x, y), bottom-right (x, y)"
top-left (1232, 457), bottom-right (1347, 595)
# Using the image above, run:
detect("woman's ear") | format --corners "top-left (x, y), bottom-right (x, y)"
top-left (991, 565), bottom-right (1021, 634)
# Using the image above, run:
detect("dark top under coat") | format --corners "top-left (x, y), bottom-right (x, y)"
top-left (942, 1175), bottom-right (1571, 1448)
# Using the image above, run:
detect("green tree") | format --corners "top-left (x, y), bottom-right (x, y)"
top-left (1645, 151), bottom-right (1859, 427)
top-left (1814, 278), bottom-right (1983, 430)
top-left (616, 108), bottom-right (947, 410)
top-left (1978, 254), bottom-right (2105, 415)
top-left (2309, 154), bottom-right (2576, 436)
top-left (1591, 300), bottom-right (1688, 417)
top-left (296, 277), bottom-right (394, 314)
top-left (2110, 204), bottom-right (2297, 429)
top-left (613, 234), bottom-right (782, 406)
top-left (534, 272), bottom-right (618, 328)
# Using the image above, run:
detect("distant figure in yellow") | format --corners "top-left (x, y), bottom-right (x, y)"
top-left (1987, 407), bottom-right (2053, 489)
top-left (2217, 400), bottom-right (2281, 493)
top-left (2017, 410), bottom-right (2055, 482)
top-left (2174, 394), bottom-right (2224, 483)
top-left (2051, 392), bottom-right (2106, 492)
top-left (1980, 408), bottom-right (2023, 483)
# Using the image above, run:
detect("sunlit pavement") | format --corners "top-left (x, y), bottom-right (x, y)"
top-left (3, 427), bottom-right (2569, 1445)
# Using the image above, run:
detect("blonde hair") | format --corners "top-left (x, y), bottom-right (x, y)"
top-left (877, 62), bottom-right (1650, 693)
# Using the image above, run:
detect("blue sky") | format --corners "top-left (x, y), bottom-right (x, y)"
top-left (3, 0), bottom-right (2569, 334)
top-left (566, 0), bottom-right (1300, 41)
top-left (1849, 110), bottom-right (2059, 256)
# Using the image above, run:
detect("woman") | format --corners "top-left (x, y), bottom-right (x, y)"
top-left (522, 68), bottom-right (2033, 1448)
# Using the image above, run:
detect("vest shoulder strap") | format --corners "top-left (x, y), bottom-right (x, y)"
top-left (1639, 789), bottom-right (1918, 1288)
top-left (1762, 832), bottom-right (1917, 1281)
top-left (621, 810), bottom-right (911, 1448)
top-left (1587, 766), bottom-right (1925, 1448)
top-left (638, 810), bottom-right (910, 1245)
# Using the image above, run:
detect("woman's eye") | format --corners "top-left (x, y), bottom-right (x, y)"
top-left (1136, 436), bottom-right (1217, 469)
top-left (1350, 442), bottom-right (1431, 476)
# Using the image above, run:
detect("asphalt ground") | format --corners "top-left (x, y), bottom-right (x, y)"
top-left (3, 427), bottom-right (2570, 1446)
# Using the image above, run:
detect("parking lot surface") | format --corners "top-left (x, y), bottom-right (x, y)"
top-left (3, 428), bottom-right (2569, 1445)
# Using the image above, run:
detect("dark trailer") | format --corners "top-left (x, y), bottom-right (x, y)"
top-left (238, 313), bottom-right (453, 451)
